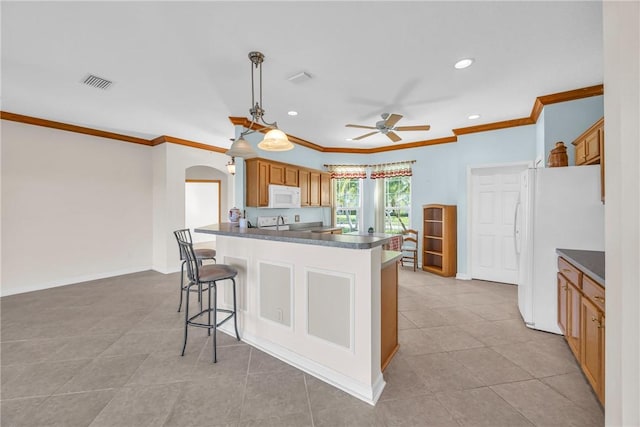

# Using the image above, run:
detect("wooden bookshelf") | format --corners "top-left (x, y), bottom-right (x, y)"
top-left (422, 204), bottom-right (457, 277)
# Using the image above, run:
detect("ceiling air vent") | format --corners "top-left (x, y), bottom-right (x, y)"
top-left (82, 74), bottom-right (113, 90)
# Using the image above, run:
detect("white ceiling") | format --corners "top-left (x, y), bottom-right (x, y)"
top-left (1, 1), bottom-right (603, 151)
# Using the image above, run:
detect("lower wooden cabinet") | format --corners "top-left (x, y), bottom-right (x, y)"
top-left (581, 296), bottom-right (605, 400)
top-left (381, 256), bottom-right (399, 371)
top-left (557, 255), bottom-right (605, 405)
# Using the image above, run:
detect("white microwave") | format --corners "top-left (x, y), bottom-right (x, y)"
top-left (268, 184), bottom-right (301, 208)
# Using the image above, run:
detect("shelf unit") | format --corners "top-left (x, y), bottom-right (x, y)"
top-left (422, 204), bottom-right (457, 277)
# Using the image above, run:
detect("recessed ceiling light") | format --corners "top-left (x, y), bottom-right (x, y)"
top-left (468, 114), bottom-right (481, 120)
top-left (288, 111), bottom-right (298, 116)
top-left (345, 138), bottom-right (353, 141)
top-left (454, 58), bottom-right (474, 69)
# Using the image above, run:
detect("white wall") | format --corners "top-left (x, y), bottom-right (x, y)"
top-left (603, 2), bottom-right (640, 425)
top-left (1, 121), bottom-right (153, 296)
top-left (151, 142), bottom-right (231, 274)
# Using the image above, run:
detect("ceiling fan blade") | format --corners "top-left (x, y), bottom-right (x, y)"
top-left (353, 131), bottom-right (379, 140)
top-left (384, 114), bottom-right (403, 127)
top-left (386, 131), bottom-right (402, 142)
top-left (394, 125), bottom-right (431, 131)
top-left (346, 124), bottom-right (377, 129)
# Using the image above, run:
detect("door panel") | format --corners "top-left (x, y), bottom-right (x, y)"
top-left (471, 171), bottom-right (521, 283)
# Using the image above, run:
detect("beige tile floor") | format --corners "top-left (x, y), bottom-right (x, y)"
top-left (1, 267), bottom-right (604, 426)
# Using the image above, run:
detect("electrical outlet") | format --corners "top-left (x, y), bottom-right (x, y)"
top-left (294, 215), bottom-right (300, 222)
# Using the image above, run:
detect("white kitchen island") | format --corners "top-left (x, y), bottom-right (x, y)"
top-left (195, 223), bottom-right (398, 405)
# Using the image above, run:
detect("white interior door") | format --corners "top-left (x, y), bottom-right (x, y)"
top-left (185, 180), bottom-right (220, 243)
top-left (470, 169), bottom-right (522, 284)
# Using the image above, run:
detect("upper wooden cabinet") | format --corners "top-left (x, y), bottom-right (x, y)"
top-left (245, 158), bottom-right (329, 208)
top-left (572, 118), bottom-right (603, 166)
top-left (320, 173), bottom-right (332, 207)
top-left (572, 117), bottom-right (604, 203)
top-left (299, 169), bottom-right (311, 206)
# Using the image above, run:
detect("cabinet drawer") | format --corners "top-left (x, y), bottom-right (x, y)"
top-left (583, 275), bottom-right (605, 311)
top-left (558, 257), bottom-right (582, 287)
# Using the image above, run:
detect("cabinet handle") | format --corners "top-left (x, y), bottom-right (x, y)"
top-left (561, 268), bottom-right (572, 274)
top-left (593, 295), bottom-right (605, 303)
top-left (562, 285), bottom-right (568, 290)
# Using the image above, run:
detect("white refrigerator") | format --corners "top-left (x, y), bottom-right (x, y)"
top-left (516, 165), bottom-right (604, 334)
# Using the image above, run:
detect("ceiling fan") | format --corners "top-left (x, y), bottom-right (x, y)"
top-left (346, 113), bottom-right (431, 142)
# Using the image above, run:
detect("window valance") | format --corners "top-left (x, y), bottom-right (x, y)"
top-left (369, 161), bottom-right (414, 179)
top-left (324, 160), bottom-right (415, 179)
top-left (325, 164), bottom-right (367, 179)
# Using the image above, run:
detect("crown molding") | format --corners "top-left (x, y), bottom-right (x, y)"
top-left (2, 84), bottom-right (603, 156)
top-left (0, 111), bottom-right (151, 146)
top-left (151, 135), bottom-right (227, 153)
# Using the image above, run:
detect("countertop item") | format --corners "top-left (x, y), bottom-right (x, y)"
top-left (195, 223), bottom-right (391, 249)
top-left (556, 248), bottom-right (605, 287)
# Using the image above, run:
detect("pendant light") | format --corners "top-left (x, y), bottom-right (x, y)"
top-left (240, 51), bottom-right (294, 152)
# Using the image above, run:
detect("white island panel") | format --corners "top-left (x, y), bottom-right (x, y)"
top-left (213, 234), bottom-right (384, 405)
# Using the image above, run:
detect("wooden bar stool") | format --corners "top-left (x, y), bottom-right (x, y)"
top-left (175, 233), bottom-right (240, 363)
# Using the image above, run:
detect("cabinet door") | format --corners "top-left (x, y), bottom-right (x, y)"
top-left (557, 273), bottom-right (568, 335)
top-left (581, 297), bottom-right (605, 404)
top-left (566, 282), bottom-right (581, 359)
top-left (320, 173), bottom-right (332, 207)
top-left (309, 172), bottom-right (321, 206)
top-left (269, 164), bottom-right (285, 185)
top-left (299, 170), bottom-right (310, 206)
top-left (585, 131), bottom-right (600, 163)
top-left (575, 140), bottom-right (588, 165)
top-left (258, 161), bottom-right (269, 206)
top-left (285, 167), bottom-right (299, 186)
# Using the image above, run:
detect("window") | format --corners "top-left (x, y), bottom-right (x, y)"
top-left (383, 176), bottom-right (411, 234)
top-left (334, 178), bottom-right (362, 233)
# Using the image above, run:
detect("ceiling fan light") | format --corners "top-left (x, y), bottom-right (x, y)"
top-left (225, 136), bottom-right (257, 158)
top-left (258, 128), bottom-right (294, 151)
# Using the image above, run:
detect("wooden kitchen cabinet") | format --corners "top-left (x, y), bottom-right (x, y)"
top-left (381, 254), bottom-right (400, 371)
top-left (557, 255), bottom-right (605, 405)
top-left (572, 117), bottom-right (605, 203)
top-left (557, 274), bottom-right (568, 335)
top-left (309, 172), bottom-right (321, 206)
top-left (245, 159), bottom-right (270, 207)
top-left (320, 173), bottom-right (332, 207)
top-left (572, 118), bottom-right (603, 166)
top-left (581, 296), bottom-right (605, 402)
top-left (245, 158), bottom-right (321, 207)
top-left (299, 169), bottom-right (310, 206)
top-left (268, 164), bottom-right (298, 186)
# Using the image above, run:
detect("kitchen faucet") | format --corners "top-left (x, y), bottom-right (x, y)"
top-left (276, 215), bottom-right (285, 231)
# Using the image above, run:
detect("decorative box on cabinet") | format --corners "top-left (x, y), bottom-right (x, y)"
top-left (557, 255), bottom-right (605, 405)
top-left (422, 204), bottom-right (456, 277)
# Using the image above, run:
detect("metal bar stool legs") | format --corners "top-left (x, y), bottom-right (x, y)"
top-left (180, 276), bottom-right (240, 363)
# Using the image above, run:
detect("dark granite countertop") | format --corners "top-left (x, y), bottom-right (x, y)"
top-left (288, 222), bottom-right (342, 233)
top-left (195, 223), bottom-right (392, 249)
top-left (556, 248), bottom-right (605, 287)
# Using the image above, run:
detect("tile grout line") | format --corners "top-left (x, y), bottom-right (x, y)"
top-left (303, 373), bottom-right (316, 427)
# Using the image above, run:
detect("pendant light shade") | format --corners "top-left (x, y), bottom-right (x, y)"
top-left (226, 158), bottom-right (236, 175)
top-left (230, 51), bottom-right (294, 153)
top-left (257, 128), bottom-right (294, 151)
top-left (225, 136), bottom-right (257, 158)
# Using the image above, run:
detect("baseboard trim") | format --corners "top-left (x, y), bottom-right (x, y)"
top-left (0, 265), bottom-right (152, 297)
top-left (456, 273), bottom-right (472, 280)
top-left (218, 324), bottom-right (385, 406)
